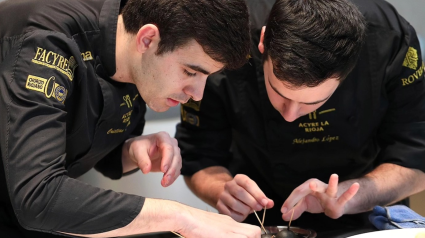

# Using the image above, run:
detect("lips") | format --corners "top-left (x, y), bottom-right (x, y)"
top-left (167, 98), bottom-right (181, 107)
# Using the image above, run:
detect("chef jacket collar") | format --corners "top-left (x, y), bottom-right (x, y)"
top-left (99, 0), bottom-right (121, 77)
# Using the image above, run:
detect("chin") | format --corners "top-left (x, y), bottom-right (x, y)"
top-left (150, 106), bottom-right (170, 113)
top-left (147, 102), bottom-right (170, 113)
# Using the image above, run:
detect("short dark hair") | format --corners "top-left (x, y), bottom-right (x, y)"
top-left (263, 0), bottom-right (366, 87)
top-left (121, 0), bottom-right (251, 70)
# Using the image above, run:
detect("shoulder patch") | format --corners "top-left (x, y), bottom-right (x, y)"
top-left (26, 75), bottom-right (47, 93)
top-left (401, 61), bottom-right (424, 87)
top-left (32, 46), bottom-right (78, 81)
top-left (26, 75), bottom-right (68, 103)
top-left (182, 98), bottom-right (202, 111)
top-left (403, 47), bottom-right (419, 70)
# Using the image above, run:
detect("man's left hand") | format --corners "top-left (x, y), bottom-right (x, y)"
top-left (122, 132), bottom-right (182, 187)
top-left (281, 174), bottom-right (360, 221)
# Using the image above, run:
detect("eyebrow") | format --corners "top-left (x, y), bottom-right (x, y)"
top-left (267, 77), bottom-right (331, 105)
top-left (184, 64), bottom-right (211, 75)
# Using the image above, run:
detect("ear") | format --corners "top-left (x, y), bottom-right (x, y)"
top-left (258, 26), bottom-right (266, 54)
top-left (136, 24), bottom-right (160, 53)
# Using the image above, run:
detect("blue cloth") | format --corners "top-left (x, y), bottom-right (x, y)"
top-left (369, 205), bottom-right (425, 230)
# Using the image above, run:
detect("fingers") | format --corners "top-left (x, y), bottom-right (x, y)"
top-left (233, 174), bottom-right (274, 209)
top-left (129, 132), bottom-right (182, 187)
top-left (216, 198), bottom-right (249, 222)
top-left (216, 175), bottom-right (273, 222)
top-left (281, 178), bottom-right (326, 214)
top-left (130, 142), bottom-right (152, 174)
top-left (281, 175), bottom-right (360, 221)
top-left (161, 138), bottom-right (182, 187)
top-left (337, 182), bottom-right (359, 205)
top-left (282, 199), bottom-right (307, 221)
top-left (146, 132), bottom-right (181, 187)
top-left (326, 174), bottom-right (339, 198)
top-left (155, 132), bottom-right (176, 173)
top-left (219, 188), bottom-right (252, 216)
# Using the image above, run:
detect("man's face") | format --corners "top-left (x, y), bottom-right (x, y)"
top-left (263, 58), bottom-right (340, 122)
top-left (132, 39), bottom-right (223, 112)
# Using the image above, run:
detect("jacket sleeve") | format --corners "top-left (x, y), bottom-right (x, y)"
top-left (175, 72), bottom-right (234, 176)
top-left (94, 112), bottom-right (146, 179)
top-left (376, 20), bottom-right (425, 173)
top-left (0, 30), bottom-right (143, 235)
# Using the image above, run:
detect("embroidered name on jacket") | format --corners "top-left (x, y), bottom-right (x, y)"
top-left (32, 47), bottom-right (78, 81)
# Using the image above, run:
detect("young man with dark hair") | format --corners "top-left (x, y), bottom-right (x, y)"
top-left (0, 0), bottom-right (260, 237)
top-left (177, 0), bottom-right (425, 236)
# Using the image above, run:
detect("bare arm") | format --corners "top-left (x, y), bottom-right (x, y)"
top-left (62, 137), bottom-right (262, 237)
top-left (63, 198), bottom-right (261, 237)
top-left (282, 163), bottom-right (425, 220)
top-left (184, 166), bottom-right (234, 208)
top-left (341, 163), bottom-right (425, 214)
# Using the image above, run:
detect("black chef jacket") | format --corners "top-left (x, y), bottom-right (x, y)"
top-left (0, 0), bottom-right (146, 236)
top-left (176, 0), bottom-right (425, 234)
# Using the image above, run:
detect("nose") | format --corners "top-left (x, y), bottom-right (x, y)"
top-left (280, 101), bottom-right (301, 122)
top-left (184, 76), bottom-right (207, 101)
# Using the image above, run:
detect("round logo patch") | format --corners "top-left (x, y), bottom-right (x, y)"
top-left (55, 86), bottom-right (67, 103)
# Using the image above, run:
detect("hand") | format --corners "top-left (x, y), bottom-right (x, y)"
top-left (122, 132), bottom-right (182, 187)
top-left (181, 206), bottom-right (262, 238)
top-left (216, 174), bottom-right (274, 222)
top-left (281, 174), bottom-right (359, 220)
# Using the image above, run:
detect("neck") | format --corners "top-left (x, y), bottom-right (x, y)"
top-left (111, 15), bottom-right (132, 83)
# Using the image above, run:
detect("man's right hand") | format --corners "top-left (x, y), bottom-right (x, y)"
top-left (63, 198), bottom-right (262, 238)
top-left (179, 204), bottom-right (262, 238)
top-left (216, 174), bottom-right (274, 222)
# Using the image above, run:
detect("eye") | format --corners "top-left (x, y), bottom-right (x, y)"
top-left (184, 69), bottom-right (197, 77)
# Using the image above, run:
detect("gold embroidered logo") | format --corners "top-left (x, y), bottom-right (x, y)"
top-left (133, 94), bottom-right (139, 101)
top-left (123, 95), bottom-right (133, 108)
top-left (308, 108), bottom-right (336, 120)
top-left (183, 98), bottom-right (202, 111)
top-left (302, 109), bottom-right (335, 132)
top-left (181, 107), bottom-right (199, 126)
top-left (401, 61), bottom-right (424, 86)
top-left (26, 75), bottom-right (68, 103)
top-left (32, 47), bottom-right (78, 81)
top-left (81, 51), bottom-right (93, 61)
top-left (122, 110), bottom-right (133, 127)
top-left (403, 47), bottom-right (419, 70)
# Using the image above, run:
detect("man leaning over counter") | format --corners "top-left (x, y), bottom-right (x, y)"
top-left (176, 0), bottom-right (425, 236)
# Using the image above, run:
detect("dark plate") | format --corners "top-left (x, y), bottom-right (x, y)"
top-left (263, 226), bottom-right (317, 238)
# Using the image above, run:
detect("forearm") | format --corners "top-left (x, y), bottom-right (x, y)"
top-left (341, 163), bottom-right (425, 214)
top-left (184, 166), bottom-right (233, 208)
top-left (64, 198), bottom-right (191, 237)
